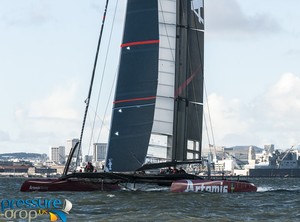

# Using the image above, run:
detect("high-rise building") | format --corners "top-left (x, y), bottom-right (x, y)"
top-left (84, 155), bottom-right (93, 163)
top-left (93, 143), bottom-right (107, 162)
top-left (65, 138), bottom-right (82, 162)
top-left (51, 146), bottom-right (65, 164)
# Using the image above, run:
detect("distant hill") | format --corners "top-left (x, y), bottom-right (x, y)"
top-left (0, 152), bottom-right (47, 160)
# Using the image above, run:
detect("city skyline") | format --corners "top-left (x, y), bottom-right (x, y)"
top-left (1, 0), bottom-right (300, 154)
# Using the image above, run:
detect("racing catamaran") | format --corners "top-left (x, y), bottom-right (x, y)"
top-left (21, 0), bottom-right (257, 193)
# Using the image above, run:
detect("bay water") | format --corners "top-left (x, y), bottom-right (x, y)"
top-left (0, 177), bottom-right (299, 221)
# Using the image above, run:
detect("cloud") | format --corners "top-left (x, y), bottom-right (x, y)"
top-left (14, 82), bottom-right (82, 147)
top-left (1, 2), bottom-right (51, 27)
top-left (204, 73), bottom-right (300, 149)
top-left (285, 49), bottom-right (300, 57)
top-left (205, 0), bottom-right (281, 39)
top-left (28, 83), bottom-right (79, 120)
top-left (0, 131), bottom-right (10, 142)
top-left (11, 79), bottom-right (112, 154)
top-left (254, 73), bottom-right (300, 128)
top-left (203, 93), bottom-right (255, 147)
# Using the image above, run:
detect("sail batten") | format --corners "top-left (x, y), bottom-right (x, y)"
top-left (152, 0), bottom-right (177, 139)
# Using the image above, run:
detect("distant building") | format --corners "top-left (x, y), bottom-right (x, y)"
top-left (50, 146), bottom-right (65, 164)
top-left (84, 155), bottom-right (93, 163)
top-left (93, 143), bottom-right (107, 162)
top-left (35, 167), bottom-right (57, 175)
top-left (264, 144), bottom-right (274, 154)
top-left (248, 146), bottom-right (256, 161)
top-left (224, 146), bottom-right (263, 164)
top-left (66, 138), bottom-right (81, 161)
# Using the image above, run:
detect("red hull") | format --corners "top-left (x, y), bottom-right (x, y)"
top-left (20, 178), bottom-right (121, 192)
top-left (170, 179), bottom-right (257, 193)
top-left (21, 177), bottom-right (257, 193)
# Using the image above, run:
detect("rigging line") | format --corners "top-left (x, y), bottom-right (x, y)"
top-left (88, 105), bottom-right (110, 132)
top-left (87, 0), bottom-right (119, 157)
top-left (204, 81), bottom-right (217, 154)
top-left (96, 68), bottom-right (118, 143)
top-left (131, 152), bottom-right (143, 166)
top-left (86, 103), bottom-right (111, 153)
top-left (85, 112), bottom-right (98, 157)
top-left (203, 94), bottom-right (212, 152)
top-left (75, 0), bottom-right (110, 168)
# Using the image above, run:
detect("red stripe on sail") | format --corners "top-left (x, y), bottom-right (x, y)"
top-left (114, 96), bottom-right (156, 104)
top-left (121, 40), bottom-right (159, 48)
top-left (175, 65), bottom-right (202, 97)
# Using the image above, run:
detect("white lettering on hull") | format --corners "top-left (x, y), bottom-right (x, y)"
top-left (29, 186), bottom-right (48, 191)
top-left (184, 180), bottom-right (228, 193)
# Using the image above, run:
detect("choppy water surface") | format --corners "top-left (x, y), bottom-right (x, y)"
top-left (1, 178), bottom-right (300, 221)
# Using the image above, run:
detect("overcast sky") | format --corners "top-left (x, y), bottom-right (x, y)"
top-left (0, 0), bottom-right (300, 155)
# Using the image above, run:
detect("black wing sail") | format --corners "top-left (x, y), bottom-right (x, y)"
top-left (172, 0), bottom-right (204, 161)
top-left (106, 0), bottom-right (159, 172)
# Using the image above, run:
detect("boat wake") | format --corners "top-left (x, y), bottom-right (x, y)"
top-left (257, 186), bottom-right (300, 193)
